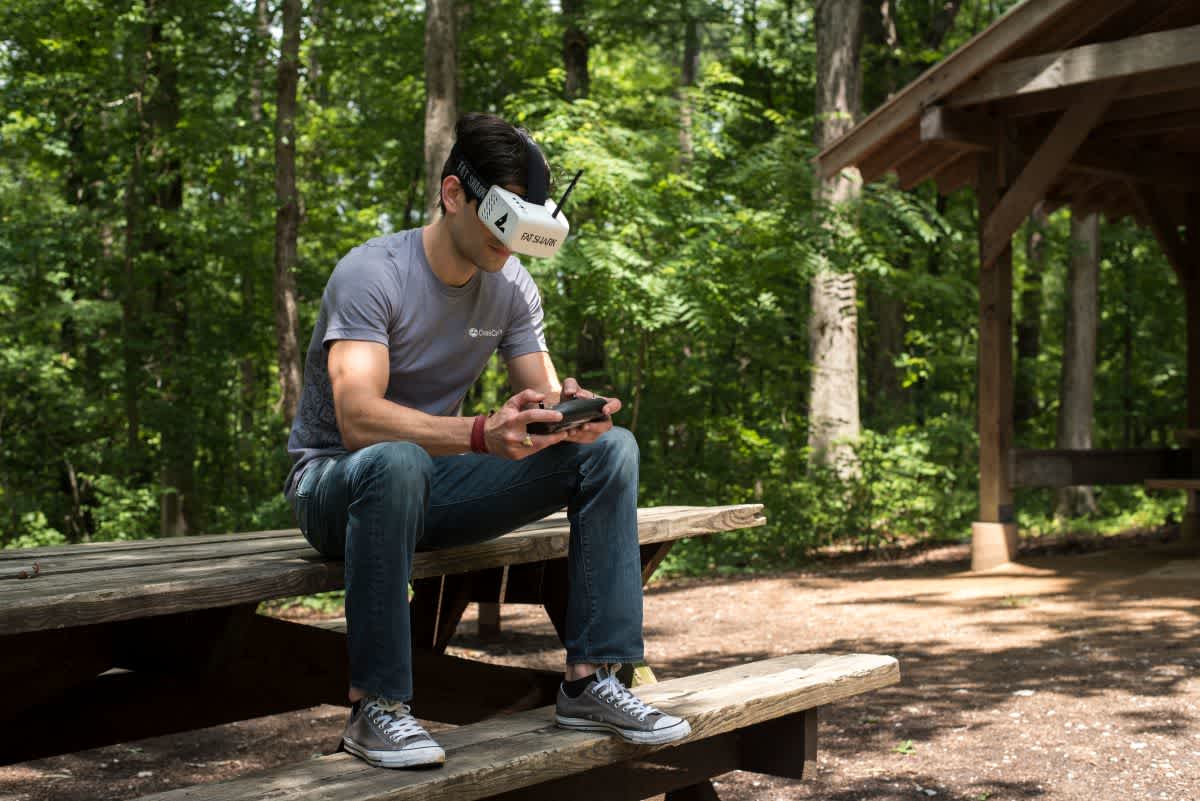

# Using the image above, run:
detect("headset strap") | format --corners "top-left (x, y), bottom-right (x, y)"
top-left (450, 143), bottom-right (491, 203)
top-left (450, 133), bottom-right (550, 206)
top-left (519, 131), bottom-right (549, 205)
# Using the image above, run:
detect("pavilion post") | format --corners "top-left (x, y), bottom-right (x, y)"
top-left (1184, 278), bottom-right (1200, 545)
top-left (973, 148), bottom-right (1019, 570)
top-left (1184, 194), bottom-right (1200, 545)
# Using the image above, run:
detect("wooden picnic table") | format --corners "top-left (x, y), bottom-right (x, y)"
top-left (0, 504), bottom-right (764, 765)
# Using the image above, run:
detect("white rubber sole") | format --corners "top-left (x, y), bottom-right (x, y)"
top-left (343, 737), bottom-right (446, 768)
top-left (555, 714), bottom-right (692, 745)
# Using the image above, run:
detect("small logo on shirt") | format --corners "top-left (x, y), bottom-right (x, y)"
top-left (469, 327), bottom-right (504, 338)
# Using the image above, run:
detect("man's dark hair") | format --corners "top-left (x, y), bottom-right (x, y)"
top-left (438, 113), bottom-right (550, 212)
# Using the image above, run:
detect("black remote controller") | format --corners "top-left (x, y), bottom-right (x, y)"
top-left (527, 396), bottom-right (609, 435)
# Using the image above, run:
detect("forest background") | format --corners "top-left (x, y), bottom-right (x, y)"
top-left (0, 0), bottom-right (1187, 572)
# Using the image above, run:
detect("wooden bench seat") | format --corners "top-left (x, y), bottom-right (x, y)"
top-left (1145, 478), bottom-right (1200, 491)
top-left (132, 653), bottom-right (901, 801)
top-left (0, 504), bottom-right (764, 764)
top-left (0, 504), bottom-right (763, 635)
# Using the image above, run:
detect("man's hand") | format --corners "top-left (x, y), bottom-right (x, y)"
top-left (485, 389), bottom-right (570, 459)
top-left (559, 377), bottom-right (621, 445)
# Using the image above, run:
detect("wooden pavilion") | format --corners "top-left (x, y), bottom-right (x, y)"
top-left (816, 0), bottom-right (1200, 569)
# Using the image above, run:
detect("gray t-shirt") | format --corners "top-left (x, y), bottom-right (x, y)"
top-left (283, 228), bottom-right (548, 497)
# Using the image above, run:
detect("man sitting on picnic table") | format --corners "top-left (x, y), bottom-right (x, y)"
top-left (282, 112), bottom-right (690, 769)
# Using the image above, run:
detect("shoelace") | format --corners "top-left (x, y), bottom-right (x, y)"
top-left (364, 698), bottom-right (429, 743)
top-left (592, 671), bottom-right (661, 722)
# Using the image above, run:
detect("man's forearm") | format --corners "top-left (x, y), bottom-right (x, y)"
top-left (338, 395), bottom-right (474, 456)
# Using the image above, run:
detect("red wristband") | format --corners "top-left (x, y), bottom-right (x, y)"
top-left (470, 413), bottom-right (489, 454)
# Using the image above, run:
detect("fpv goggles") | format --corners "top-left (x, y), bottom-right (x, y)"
top-left (451, 132), bottom-right (581, 258)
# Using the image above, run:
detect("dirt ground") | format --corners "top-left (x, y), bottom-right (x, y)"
top-left (2, 531), bottom-right (1198, 801)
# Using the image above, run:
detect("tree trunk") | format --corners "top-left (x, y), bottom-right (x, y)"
top-left (562, 0), bottom-right (607, 390)
top-left (924, 0), bottom-right (965, 50)
top-left (308, 0), bottom-right (327, 106)
top-left (1014, 202), bottom-right (1046, 432)
top-left (563, 0), bottom-right (589, 101)
top-left (809, 0), bottom-right (863, 474)
top-left (122, 25), bottom-right (152, 477)
top-left (274, 0), bottom-right (303, 424)
top-left (423, 0), bottom-right (457, 220)
top-left (240, 0), bottom-right (272, 453)
top-left (862, 0), bottom-right (904, 423)
top-left (1055, 211), bottom-right (1100, 518)
top-left (866, 271), bottom-right (905, 423)
top-left (678, 3), bottom-right (700, 168)
top-left (141, 5), bottom-right (193, 536)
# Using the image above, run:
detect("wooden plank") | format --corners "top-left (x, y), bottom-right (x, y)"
top-left (920, 106), bottom-right (999, 151)
top-left (1188, 274), bottom-right (1200, 432)
top-left (895, 145), bottom-right (962, 191)
top-left (816, 0), bottom-right (1087, 178)
top-left (918, 106), bottom-right (1200, 192)
top-left (858, 124), bottom-right (920, 184)
top-left (0, 528), bottom-right (296, 561)
top-left (1096, 110), bottom-right (1200, 140)
top-left (1146, 479), bottom-right (1200, 491)
top-left (991, 62), bottom-right (1200, 119)
top-left (1005, 0), bottom-right (1148, 59)
top-left (482, 707), bottom-right (818, 801)
top-left (0, 549), bottom-right (345, 636)
top-left (977, 150), bottom-right (1016, 524)
top-left (933, 152), bottom-right (978, 196)
top-left (0, 514), bottom-right (568, 569)
top-left (982, 80), bottom-right (1123, 270)
top-left (1068, 142), bottom-right (1200, 192)
top-left (133, 653), bottom-right (901, 801)
top-left (1012, 448), bottom-right (1193, 488)
top-left (486, 732), bottom-right (743, 801)
top-left (0, 536), bottom-right (312, 580)
top-left (0, 505), bottom-right (764, 636)
top-left (1104, 89), bottom-right (1200, 125)
top-left (949, 25), bottom-right (1200, 108)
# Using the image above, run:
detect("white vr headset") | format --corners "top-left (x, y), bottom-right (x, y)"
top-left (451, 133), bottom-right (580, 259)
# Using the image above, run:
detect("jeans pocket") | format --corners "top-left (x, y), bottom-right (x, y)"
top-left (292, 459), bottom-right (325, 541)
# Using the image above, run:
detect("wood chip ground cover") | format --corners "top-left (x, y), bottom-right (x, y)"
top-left (1, 536), bottom-right (1196, 801)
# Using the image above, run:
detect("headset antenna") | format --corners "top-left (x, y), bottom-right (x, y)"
top-left (553, 170), bottom-right (583, 220)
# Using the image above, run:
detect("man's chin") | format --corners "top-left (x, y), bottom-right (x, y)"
top-left (479, 244), bottom-right (512, 271)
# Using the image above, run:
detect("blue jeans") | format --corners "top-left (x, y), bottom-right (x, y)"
top-left (291, 427), bottom-right (645, 701)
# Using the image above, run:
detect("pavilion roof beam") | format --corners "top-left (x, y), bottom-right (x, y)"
top-left (1095, 110), bottom-right (1200, 139)
top-left (933, 152), bottom-right (977, 196)
top-left (949, 24), bottom-right (1200, 109)
top-left (1104, 89), bottom-right (1200, 124)
top-left (981, 80), bottom-right (1124, 270)
top-left (895, 145), bottom-right (963, 191)
top-left (921, 106), bottom-right (1200, 191)
top-left (815, 0), bottom-right (1090, 179)
top-left (990, 64), bottom-right (1200, 119)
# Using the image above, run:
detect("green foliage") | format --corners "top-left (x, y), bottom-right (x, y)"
top-left (658, 420), bottom-right (975, 576)
top-left (0, 0), bottom-right (1188, 571)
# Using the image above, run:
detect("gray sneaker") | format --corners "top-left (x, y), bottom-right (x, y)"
top-left (555, 665), bottom-right (692, 745)
top-left (342, 697), bottom-right (446, 768)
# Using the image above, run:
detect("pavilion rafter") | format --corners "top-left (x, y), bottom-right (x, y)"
top-left (980, 81), bottom-right (1124, 269)
top-left (949, 25), bottom-right (1200, 108)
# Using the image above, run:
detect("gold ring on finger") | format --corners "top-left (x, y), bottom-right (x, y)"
top-left (521, 435), bottom-right (534, 447)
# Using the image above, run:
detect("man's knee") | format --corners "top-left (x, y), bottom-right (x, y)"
top-left (592, 427), bottom-right (639, 481)
top-left (355, 441), bottom-right (434, 496)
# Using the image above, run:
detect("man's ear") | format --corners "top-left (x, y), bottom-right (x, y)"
top-left (441, 175), bottom-right (466, 214)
